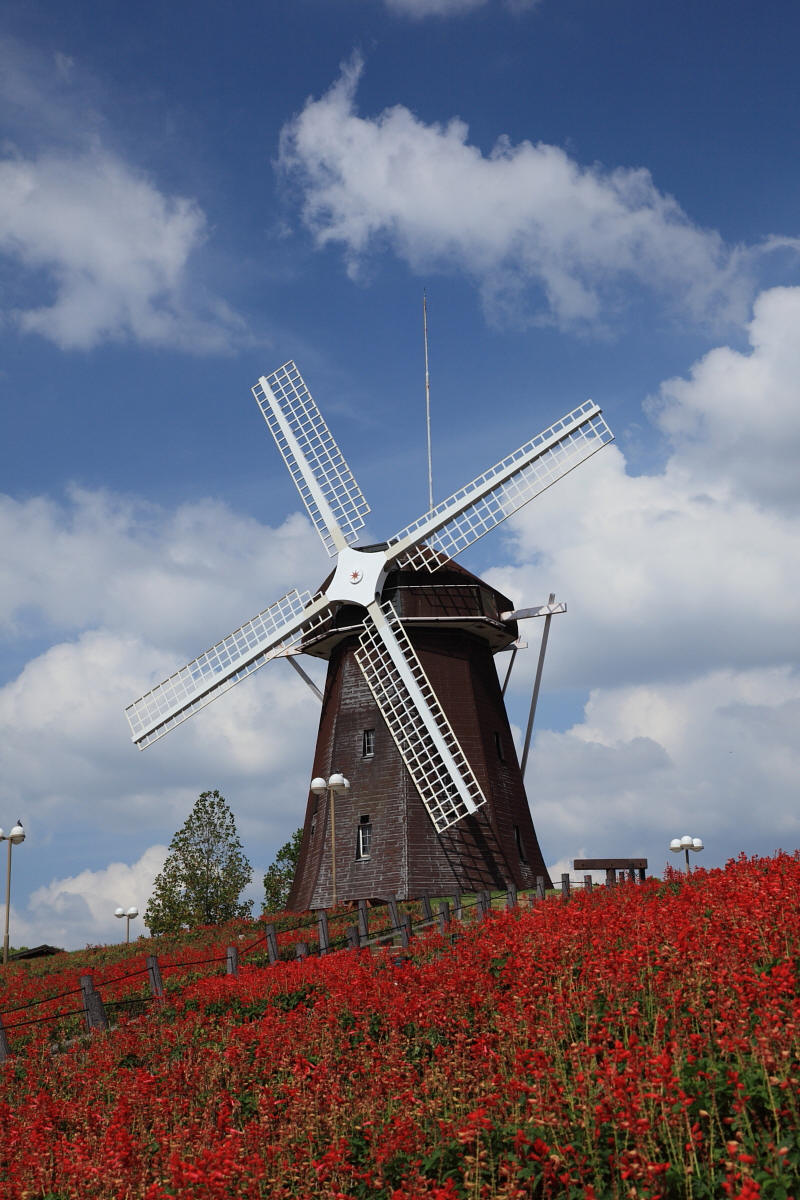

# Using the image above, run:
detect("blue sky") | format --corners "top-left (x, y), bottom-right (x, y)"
top-left (1, 0), bottom-right (799, 947)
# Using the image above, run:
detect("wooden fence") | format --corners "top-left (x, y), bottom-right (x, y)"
top-left (0, 872), bottom-right (637, 1062)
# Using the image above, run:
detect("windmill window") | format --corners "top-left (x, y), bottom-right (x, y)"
top-left (362, 729), bottom-right (375, 759)
top-left (494, 731), bottom-right (505, 762)
top-left (356, 815), bottom-right (372, 859)
top-left (514, 825), bottom-right (528, 864)
top-left (310, 813), bottom-right (317, 839)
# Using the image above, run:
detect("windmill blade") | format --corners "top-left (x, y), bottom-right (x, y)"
top-left (126, 590), bottom-right (333, 749)
top-left (253, 362), bottom-right (370, 557)
top-left (386, 400), bottom-right (613, 571)
top-left (355, 599), bottom-right (486, 833)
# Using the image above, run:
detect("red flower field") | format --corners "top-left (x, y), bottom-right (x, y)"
top-left (0, 853), bottom-right (798, 1198)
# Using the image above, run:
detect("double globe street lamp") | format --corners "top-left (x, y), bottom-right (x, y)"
top-left (115, 905), bottom-right (139, 943)
top-left (0, 821), bottom-right (25, 966)
top-left (670, 834), bottom-right (704, 873)
top-left (310, 773), bottom-right (351, 908)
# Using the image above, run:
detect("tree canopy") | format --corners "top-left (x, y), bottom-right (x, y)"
top-left (145, 790), bottom-right (253, 936)
top-left (262, 828), bottom-right (303, 914)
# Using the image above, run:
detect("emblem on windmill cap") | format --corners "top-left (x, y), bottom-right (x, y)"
top-left (349, 568), bottom-right (363, 584)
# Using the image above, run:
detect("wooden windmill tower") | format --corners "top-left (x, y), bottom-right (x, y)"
top-left (126, 362), bottom-right (613, 908)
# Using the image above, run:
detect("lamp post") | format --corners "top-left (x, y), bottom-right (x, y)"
top-left (670, 834), bottom-right (704, 873)
top-left (310, 773), bottom-right (350, 908)
top-left (0, 821), bottom-right (25, 966)
top-left (114, 905), bottom-right (139, 943)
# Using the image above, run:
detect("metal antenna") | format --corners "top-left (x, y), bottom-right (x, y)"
top-left (423, 291), bottom-right (434, 512)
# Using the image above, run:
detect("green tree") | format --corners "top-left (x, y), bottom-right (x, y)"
top-left (262, 828), bottom-right (303, 914)
top-left (145, 790), bottom-right (253, 935)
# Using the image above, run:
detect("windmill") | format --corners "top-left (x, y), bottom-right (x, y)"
top-left (126, 361), bottom-right (613, 908)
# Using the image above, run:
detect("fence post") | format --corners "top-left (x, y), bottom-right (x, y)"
top-left (387, 897), bottom-right (401, 940)
top-left (265, 923), bottom-right (279, 964)
top-left (0, 1014), bottom-right (10, 1062)
top-left (437, 899), bottom-right (450, 934)
top-left (420, 895), bottom-right (433, 922)
top-left (226, 946), bottom-right (239, 977)
top-left (536, 876), bottom-right (546, 901)
top-left (584, 874), bottom-right (593, 893)
top-left (346, 925), bottom-right (360, 950)
top-left (81, 976), bottom-right (108, 1031)
top-left (316, 910), bottom-right (330, 955)
top-left (400, 911), bottom-right (412, 949)
top-left (147, 955), bottom-right (164, 1001)
top-left (561, 873), bottom-right (571, 902)
top-left (506, 882), bottom-right (518, 910)
top-left (295, 941), bottom-right (308, 960)
top-left (605, 867), bottom-right (616, 888)
top-left (477, 891), bottom-right (491, 920)
top-left (452, 893), bottom-right (463, 921)
top-left (358, 899), bottom-right (369, 940)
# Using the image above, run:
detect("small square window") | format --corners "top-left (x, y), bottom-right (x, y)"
top-left (362, 729), bottom-right (375, 758)
top-left (494, 731), bottom-right (505, 762)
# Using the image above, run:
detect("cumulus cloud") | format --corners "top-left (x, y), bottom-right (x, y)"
top-left (0, 38), bottom-right (245, 352)
top-left (487, 285), bottom-right (800, 689)
top-left (0, 623), bottom-right (322, 839)
top-left (0, 489), bottom-right (324, 652)
top-left (278, 56), bottom-right (769, 331)
top-left (0, 487), bottom-right (328, 812)
top-left (386, 0), bottom-right (486, 13)
top-left (485, 287), bottom-right (800, 872)
top-left (650, 286), bottom-right (800, 512)
top-left (536, 668), bottom-right (800, 877)
top-left (0, 150), bottom-right (245, 351)
top-left (0, 490), bottom-right (329, 947)
top-left (385, 0), bottom-right (539, 15)
top-left (14, 845), bottom-right (168, 950)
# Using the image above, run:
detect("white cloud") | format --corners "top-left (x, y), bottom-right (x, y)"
top-left (386, 0), bottom-right (486, 13)
top-left (0, 38), bottom-right (246, 353)
top-left (532, 668), bottom-right (800, 876)
top-left (486, 287), bottom-right (800, 692)
top-left (484, 288), bottom-right (800, 873)
top-left (15, 845), bottom-right (168, 950)
top-left (0, 493), bottom-right (327, 815)
top-left (385, 0), bottom-right (539, 16)
top-left (0, 149), bottom-right (245, 351)
top-left (0, 626), bottom-right (322, 947)
top-left (279, 56), bottom-right (766, 330)
top-left (0, 489), bottom-right (323, 652)
top-left (650, 285), bottom-right (800, 512)
top-left (0, 489), bottom-right (329, 948)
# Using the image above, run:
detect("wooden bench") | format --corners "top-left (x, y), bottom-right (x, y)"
top-left (573, 858), bottom-right (647, 885)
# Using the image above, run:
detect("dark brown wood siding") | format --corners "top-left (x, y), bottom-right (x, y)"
top-left (287, 560), bottom-right (553, 910)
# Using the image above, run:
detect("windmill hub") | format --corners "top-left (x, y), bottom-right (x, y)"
top-left (326, 545), bottom-right (388, 608)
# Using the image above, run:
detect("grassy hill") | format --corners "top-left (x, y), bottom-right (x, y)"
top-left (0, 854), bottom-right (798, 1198)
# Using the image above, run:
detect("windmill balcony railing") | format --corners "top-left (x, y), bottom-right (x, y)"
top-left (382, 583), bottom-right (503, 623)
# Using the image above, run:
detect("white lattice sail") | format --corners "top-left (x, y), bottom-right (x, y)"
top-left (355, 600), bottom-right (486, 833)
top-left (388, 401), bottom-right (612, 571)
top-left (126, 590), bottom-right (332, 748)
top-left (253, 362), bottom-right (370, 556)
